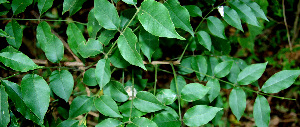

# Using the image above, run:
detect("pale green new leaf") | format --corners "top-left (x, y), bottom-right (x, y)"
top-left (5, 20), bottom-right (22, 49)
top-left (62, 0), bottom-right (87, 16)
top-left (133, 91), bottom-right (166, 113)
top-left (196, 31), bottom-right (211, 51)
top-left (96, 118), bottom-right (123, 127)
top-left (261, 70), bottom-right (300, 93)
top-left (156, 89), bottom-right (177, 105)
top-left (223, 6), bottom-right (243, 32)
top-left (83, 68), bottom-right (98, 86)
top-left (38, 0), bottom-right (54, 15)
top-left (153, 113), bottom-right (181, 127)
top-left (229, 87), bottom-right (246, 120)
top-left (191, 55), bottom-right (207, 81)
top-left (0, 85), bottom-right (10, 127)
top-left (94, 0), bottom-right (120, 30)
top-left (95, 59), bottom-right (111, 90)
top-left (253, 95), bottom-right (270, 127)
top-left (49, 70), bottom-right (74, 102)
top-left (21, 74), bottom-right (50, 120)
top-left (237, 62), bottom-right (267, 85)
top-left (229, 0), bottom-right (259, 26)
top-left (11, 0), bottom-right (33, 15)
top-left (78, 38), bottom-right (103, 58)
top-left (183, 105), bottom-right (222, 126)
top-left (66, 23), bottom-right (85, 57)
top-left (117, 28), bottom-right (146, 70)
top-left (127, 117), bottom-right (158, 127)
top-left (57, 120), bottom-right (79, 127)
top-left (164, 0), bottom-right (194, 36)
top-left (36, 21), bottom-right (64, 63)
top-left (1, 80), bottom-right (42, 125)
top-left (139, 28), bottom-right (159, 62)
top-left (184, 5), bottom-right (202, 17)
top-left (94, 95), bottom-right (123, 118)
top-left (170, 75), bottom-right (186, 94)
top-left (207, 78), bottom-right (220, 102)
top-left (138, 0), bottom-right (184, 40)
top-left (69, 95), bottom-right (93, 118)
top-left (104, 81), bottom-right (129, 102)
top-left (87, 9), bottom-right (102, 39)
top-left (207, 16), bottom-right (226, 39)
top-left (214, 61), bottom-right (233, 78)
top-left (244, 1), bottom-right (269, 21)
top-left (122, 0), bottom-right (137, 5)
top-left (181, 83), bottom-right (210, 102)
top-left (0, 52), bottom-right (39, 72)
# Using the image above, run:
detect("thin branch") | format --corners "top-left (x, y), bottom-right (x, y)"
top-left (291, 0), bottom-right (300, 44)
top-left (282, 0), bottom-right (293, 51)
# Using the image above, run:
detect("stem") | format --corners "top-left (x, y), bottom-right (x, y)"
top-left (178, 41), bottom-right (192, 62)
top-left (122, 7), bottom-right (140, 32)
top-left (0, 18), bottom-right (87, 25)
top-left (104, 41), bottom-right (118, 59)
top-left (153, 65), bottom-right (158, 96)
top-left (0, 72), bottom-right (21, 81)
top-left (170, 64), bottom-right (182, 124)
top-left (129, 69), bottom-right (135, 121)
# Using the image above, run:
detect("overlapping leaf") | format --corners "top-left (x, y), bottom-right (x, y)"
top-left (103, 81), bottom-right (129, 102)
top-left (95, 59), bottom-right (111, 90)
top-left (207, 78), bottom-right (220, 102)
top-left (127, 117), bottom-right (158, 127)
top-left (184, 5), bottom-right (202, 17)
top-left (69, 95), bottom-right (93, 118)
top-left (119, 100), bottom-right (146, 117)
top-left (191, 55), bottom-right (207, 81)
top-left (223, 6), bottom-right (243, 32)
top-left (138, 0), bottom-right (184, 40)
top-left (133, 91), bottom-right (166, 113)
top-left (57, 120), bottom-right (79, 127)
top-left (117, 28), bottom-right (146, 70)
top-left (87, 9), bottom-right (102, 39)
top-left (94, 0), bottom-right (120, 30)
top-left (214, 61), bottom-right (233, 78)
top-left (181, 83), bottom-right (210, 102)
top-left (170, 75), bottom-right (186, 94)
top-left (94, 95), bottom-right (122, 118)
top-left (98, 30), bottom-right (117, 46)
top-left (122, 0), bottom-right (137, 5)
top-left (66, 23), bottom-right (85, 57)
top-left (5, 20), bottom-right (22, 49)
top-left (95, 118), bottom-right (123, 127)
top-left (0, 52), bottom-right (39, 72)
top-left (207, 16), bottom-right (226, 39)
top-left (62, 0), bottom-right (87, 16)
top-left (109, 48), bottom-right (130, 68)
top-left (83, 68), bottom-right (98, 86)
top-left (229, 0), bottom-right (259, 26)
top-left (139, 28), bottom-right (159, 62)
top-left (153, 113), bottom-right (181, 127)
top-left (156, 89), bottom-right (177, 105)
top-left (78, 38), bottom-right (103, 58)
top-left (49, 70), bottom-right (74, 102)
top-left (243, 1), bottom-right (269, 21)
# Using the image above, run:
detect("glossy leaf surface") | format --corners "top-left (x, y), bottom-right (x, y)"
top-left (127, 117), bottom-right (158, 127)
top-left (223, 6), bottom-right (243, 32)
top-left (229, 0), bottom-right (259, 26)
top-left (207, 78), bottom-right (220, 102)
top-left (170, 75), bottom-right (186, 94)
top-left (95, 118), bottom-right (122, 127)
top-left (83, 68), bottom-right (98, 86)
top-left (183, 105), bottom-right (222, 126)
top-left (87, 9), bottom-right (102, 39)
top-left (156, 89), bottom-right (177, 105)
top-left (253, 95), bottom-right (270, 127)
top-left (181, 83), bottom-right (210, 102)
top-left (38, 0), bottom-right (54, 15)
top-left (94, 0), bottom-right (120, 30)
top-left (153, 113), bottom-right (181, 127)
top-left (66, 23), bottom-right (85, 57)
top-left (237, 62), bottom-right (267, 85)
top-left (11, 0), bottom-right (33, 15)
top-left (196, 31), bottom-right (212, 51)
top-left (78, 38), bottom-right (102, 58)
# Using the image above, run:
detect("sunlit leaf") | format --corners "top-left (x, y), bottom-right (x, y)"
top-left (183, 105), bottom-right (222, 126)
top-left (94, 95), bottom-right (123, 118)
top-left (156, 89), bottom-right (177, 105)
top-left (122, 0), bottom-right (137, 5)
top-left (229, 87), bottom-right (246, 120)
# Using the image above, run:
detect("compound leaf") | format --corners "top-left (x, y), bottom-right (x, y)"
top-left (184, 5), bottom-right (202, 17)
top-left (0, 85), bottom-right (9, 127)
top-left (229, 0), bottom-right (259, 26)
top-left (153, 113), bottom-right (181, 127)
top-left (66, 23), bottom-right (85, 57)
top-left (122, 0), bottom-right (137, 5)
top-left (139, 28), bottom-right (159, 62)
top-left (96, 118), bottom-right (123, 127)
top-left (223, 6), bottom-right (243, 32)
top-left (244, 1), bottom-right (269, 21)
top-left (78, 38), bottom-right (102, 58)
top-left (103, 81), bottom-right (129, 102)
top-left (156, 89), bottom-right (177, 105)
top-left (207, 78), bottom-right (220, 102)
top-left (127, 117), bottom-right (158, 127)
top-left (170, 75), bottom-right (186, 94)
top-left (57, 120), bottom-right (79, 127)
top-left (87, 9), bottom-right (102, 39)
top-left (191, 55), bottom-right (207, 81)
top-left (196, 31), bottom-right (212, 51)
top-left (83, 68), bottom-right (98, 86)
top-left (138, 0), bottom-right (184, 40)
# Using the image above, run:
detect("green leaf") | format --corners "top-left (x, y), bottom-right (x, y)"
top-left (95, 118), bottom-right (123, 127)
top-left (122, 0), bottom-right (137, 5)
top-left (103, 81), bottom-right (129, 102)
top-left (226, 59), bottom-right (241, 84)
top-left (181, 83), bottom-right (210, 102)
top-left (62, 0), bottom-right (86, 16)
top-left (153, 113), bottom-right (181, 127)
top-left (57, 120), bottom-right (79, 127)
top-left (0, 52), bottom-right (39, 72)
top-left (214, 61), bottom-right (233, 78)
top-left (5, 20), bottom-right (22, 49)
top-left (229, 0), bottom-right (259, 26)
top-left (253, 95), bottom-right (270, 127)
top-left (223, 6), bottom-right (243, 32)
top-left (83, 68), bottom-right (98, 86)
top-left (0, 0), bottom-right (9, 4)
top-left (191, 55), bottom-right (207, 81)
top-left (133, 91), bottom-right (166, 113)
top-left (87, 9), bottom-right (102, 39)
top-left (120, 9), bottom-right (138, 30)
top-left (78, 38), bottom-right (102, 58)
top-left (237, 62), bottom-right (267, 85)
top-left (127, 117), bottom-right (158, 127)
top-left (196, 31), bottom-right (211, 51)
top-left (109, 48), bottom-right (130, 68)
top-left (66, 23), bottom-right (85, 57)
top-left (156, 89), bottom-right (177, 105)
top-left (0, 29), bottom-right (12, 39)
top-left (1, 80), bottom-right (42, 125)
top-left (207, 16), bottom-right (226, 39)
top-left (0, 85), bottom-right (10, 127)
top-left (38, 0), bottom-right (54, 15)
top-left (164, 0), bottom-right (194, 36)
top-left (119, 100), bottom-right (146, 117)
top-left (183, 105), bottom-right (222, 126)
top-left (117, 28), bottom-right (146, 70)
top-left (139, 28), bottom-right (159, 62)
top-left (94, 95), bottom-right (123, 118)
top-left (95, 59), bottom-right (111, 90)
top-left (261, 70), bottom-right (300, 93)
top-left (178, 57), bottom-right (194, 75)
top-left (94, 0), bottom-right (120, 30)
top-left (138, 0), bottom-right (184, 40)
top-left (184, 5), bottom-right (202, 17)
top-left (21, 74), bottom-right (50, 120)
top-left (229, 87), bottom-right (246, 120)
top-left (244, 1), bottom-right (269, 21)
top-left (98, 30), bottom-right (117, 46)
top-left (11, 0), bottom-right (33, 15)
top-left (170, 75), bottom-right (186, 94)
top-left (36, 21), bottom-right (64, 63)
top-left (69, 95), bottom-right (93, 118)
top-left (207, 78), bottom-right (220, 102)
top-left (206, 56), bottom-right (220, 79)
top-left (49, 70), bottom-right (74, 102)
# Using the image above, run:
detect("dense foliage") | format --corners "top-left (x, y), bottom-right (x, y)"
top-left (0, 0), bottom-right (299, 127)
